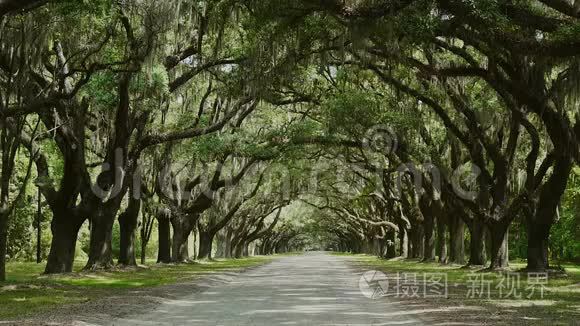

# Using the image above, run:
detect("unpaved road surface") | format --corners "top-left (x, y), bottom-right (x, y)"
top-left (79, 252), bottom-right (423, 326)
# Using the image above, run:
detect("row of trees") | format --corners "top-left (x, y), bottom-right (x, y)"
top-left (1, 0), bottom-right (579, 282)
top-left (266, 0), bottom-right (580, 271)
top-left (0, 0), bottom-right (313, 281)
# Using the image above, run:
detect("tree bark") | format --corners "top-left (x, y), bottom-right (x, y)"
top-left (419, 198), bottom-right (436, 262)
top-left (215, 231), bottom-right (225, 258)
top-left (526, 222), bottom-right (550, 271)
top-left (157, 213), bottom-right (171, 264)
top-left (140, 241), bottom-right (147, 265)
top-left (436, 216), bottom-right (447, 263)
top-left (45, 213), bottom-right (84, 274)
top-left (118, 196), bottom-right (140, 266)
top-left (468, 217), bottom-right (487, 266)
top-left (0, 215), bottom-right (7, 282)
top-left (410, 225), bottom-right (424, 259)
top-left (171, 216), bottom-right (191, 263)
top-left (449, 215), bottom-right (465, 264)
top-left (36, 187), bottom-right (42, 264)
top-left (423, 215), bottom-right (436, 261)
top-left (399, 227), bottom-right (408, 258)
top-left (526, 157), bottom-right (572, 271)
top-left (385, 229), bottom-right (397, 258)
top-left (197, 230), bottom-right (213, 260)
top-left (85, 210), bottom-right (116, 270)
top-left (191, 225), bottom-right (197, 261)
top-left (224, 228), bottom-right (233, 258)
top-left (489, 224), bottom-right (509, 270)
top-left (233, 241), bottom-right (245, 258)
top-left (140, 211), bottom-right (153, 265)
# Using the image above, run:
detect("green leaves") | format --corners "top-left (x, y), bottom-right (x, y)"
top-left (131, 65), bottom-right (170, 102)
top-left (84, 72), bottom-right (117, 109)
top-left (323, 87), bottom-right (417, 138)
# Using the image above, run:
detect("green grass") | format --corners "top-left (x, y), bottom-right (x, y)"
top-left (343, 253), bottom-right (580, 286)
top-left (52, 257), bottom-right (270, 288)
top-left (338, 252), bottom-right (580, 324)
top-left (0, 256), bottom-right (272, 320)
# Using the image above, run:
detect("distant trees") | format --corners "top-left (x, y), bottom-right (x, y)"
top-left (0, 0), bottom-right (305, 280)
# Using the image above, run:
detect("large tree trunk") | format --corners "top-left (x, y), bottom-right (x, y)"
top-left (191, 225), bottom-right (197, 261)
top-left (419, 199), bottom-right (436, 262)
top-left (85, 194), bottom-right (125, 271)
top-left (489, 224), bottom-right (509, 270)
top-left (399, 227), bottom-right (408, 258)
top-left (423, 214), bottom-right (436, 262)
top-left (261, 241), bottom-right (270, 256)
top-left (118, 196), bottom-right (140, 266)
top-left (526, 158), bottom-right (572, 271)
top-left (436, 216), bottom-right (447, 263)
top-left (526, 222), bottom-right (550, 272)
top-left (140, 240), bottom-right (147, 265)
top-left (234, 241), bottom-right (245, 258)
top-left (0, 215), bottom-right (7, 281)
top-left (215, 231), bottom-right (225, 258)
top-left (255, 240), bottom-right (264, 256)
top-left (410, 226), bottom-right (424, 259)
top-left (45, 213), bottom-right (85, 274)
top-left (157, 213), bottom-right (171, 263)
top-left (197, 230), bottom-right (213, 260)
top-left (448, 215), bottom-right (465, 264)
top-left (468, 217), bottom-right (487, 266)
top-left (223, 228), bottom-right (232, 258)
top-left (171, 216), bottom-right (191, 263)
top-left (85, 211), bottom-right (116, 270)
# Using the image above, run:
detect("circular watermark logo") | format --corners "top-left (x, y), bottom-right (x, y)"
top-left (363, 125), bottom-right (398, 155)
top-left (359, 270), bottom-right (389, 299)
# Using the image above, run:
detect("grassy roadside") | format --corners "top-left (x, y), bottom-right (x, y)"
top-left (0, 256), bottom-right (273, 320)
top-left (335, 252), bottom-right (580, 325)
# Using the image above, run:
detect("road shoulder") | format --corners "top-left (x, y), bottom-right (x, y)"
top-left (8, 258), bottom-right (274, 326)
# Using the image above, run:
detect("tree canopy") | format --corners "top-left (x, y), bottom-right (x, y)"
top-left (0, 0), bottom-right (579, 283)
